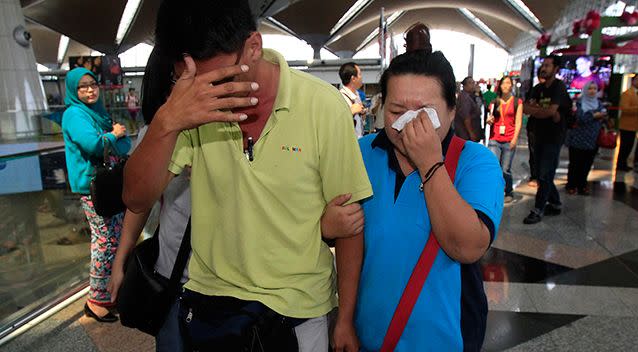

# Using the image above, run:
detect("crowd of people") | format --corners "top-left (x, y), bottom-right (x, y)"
top-left (57, 1), bottom-right (638, 351)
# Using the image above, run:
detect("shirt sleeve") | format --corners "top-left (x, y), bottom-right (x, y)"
top-left (550, 82), bottom-right (567, 106)
top-left (111, 135), bottom-right (132, 156)
top-left (168, 130), bottom-right (194, 176)
top-left (526, 86), bottom-right (538, 103)
top-left (454, 144), bottom-right (505, 243)
top-left (318, 91), bottom-right (373, 205)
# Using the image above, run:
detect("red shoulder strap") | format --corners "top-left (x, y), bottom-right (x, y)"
top-left (380, 136), bottom-right (466, 352)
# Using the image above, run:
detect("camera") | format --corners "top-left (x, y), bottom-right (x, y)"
top-left (13, 25), bottom-right (32, 48)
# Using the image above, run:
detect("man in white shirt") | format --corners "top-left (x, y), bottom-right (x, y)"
top-left (339, 62), bottom-right (366, 138)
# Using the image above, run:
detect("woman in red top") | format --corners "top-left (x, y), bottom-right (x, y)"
top-left (487, 76), bottom-right (523, 203)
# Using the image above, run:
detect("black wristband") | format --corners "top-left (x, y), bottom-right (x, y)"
top-left (419, 162), bottom-right (445, 191)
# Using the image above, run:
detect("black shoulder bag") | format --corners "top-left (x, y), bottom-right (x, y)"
top-left (117, 219), bottom-right (192, 336)
top-left (89, 136), bottom-right (127, 217)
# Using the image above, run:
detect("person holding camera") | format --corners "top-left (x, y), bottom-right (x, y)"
top-left (339, 62), bottom-right (367, 138)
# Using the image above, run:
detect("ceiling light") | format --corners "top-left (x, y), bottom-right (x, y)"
top-left (57, 35), bottom-right (69, 64)
top-left (115, 0), bottom-right (143, 46)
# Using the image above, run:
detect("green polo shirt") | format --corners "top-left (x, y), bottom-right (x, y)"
top-left (169, 49), bottom-right (372, 318)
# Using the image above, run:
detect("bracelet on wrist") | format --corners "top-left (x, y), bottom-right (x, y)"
top-left (419, 162), bottom-right (445, 191)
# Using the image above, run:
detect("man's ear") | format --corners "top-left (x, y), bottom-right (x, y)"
top-left (244, 32), bottom-right (263, 63)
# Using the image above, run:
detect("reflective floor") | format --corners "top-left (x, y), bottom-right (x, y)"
top-left (2, 136), bottom-right (638, 351)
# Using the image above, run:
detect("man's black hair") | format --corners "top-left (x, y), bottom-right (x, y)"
top-left (155, 0), bottom-right (257, 62)
top-left (544, 55), bottom-right (562, 69)
top-left (339, 62), bottom-right (358, 86)
top-left (380, 49), bottom-right (457, 109)
top-left (140, 46), bottom-right (173, 124)
top-left (461, 76), bottom-right (473, 86)
top-left (487, 83), bottom-right (492, 90)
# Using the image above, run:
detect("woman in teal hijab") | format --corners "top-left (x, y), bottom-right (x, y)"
top-left (62, 67), bottom-right (131, 322)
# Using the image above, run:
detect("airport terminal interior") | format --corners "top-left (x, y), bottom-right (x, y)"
top-left (1, 0), bottom-right (638, 351)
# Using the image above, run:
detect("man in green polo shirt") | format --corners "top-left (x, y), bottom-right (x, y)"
top-left (124, 1), bottom-right (371, 351)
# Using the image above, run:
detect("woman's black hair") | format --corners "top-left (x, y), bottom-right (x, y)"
top-left (496, 76), bottom-right (514, 98)
top-left (380, 23), bottom-right (456, 109)
top-left (380, 50), bottom-right (457, 109)
top-left (141, 46), bottom-right (173, 124)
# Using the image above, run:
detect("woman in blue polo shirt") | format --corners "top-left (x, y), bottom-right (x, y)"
top-left (352, 23), bottom-right (504, 351)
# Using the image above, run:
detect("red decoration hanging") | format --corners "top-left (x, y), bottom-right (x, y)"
top-left (536, 33), bottom-right (551, 49)
top-left (620, 10), bottom-right (638, 25)
top-left (572, 19), bottom-right (583, 36)
top-left (571, 10), bottom-right (602, 37)
top-left (583, 10), bottom-right (601, 35)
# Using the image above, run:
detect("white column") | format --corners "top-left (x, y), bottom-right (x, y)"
top-left (0, 0), bottom-right (47, 140)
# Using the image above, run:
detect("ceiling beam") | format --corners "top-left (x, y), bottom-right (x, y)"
top-left (21, 0), bottom-right (48, 10)
top-left (263, 16), bottom-right (301, 38)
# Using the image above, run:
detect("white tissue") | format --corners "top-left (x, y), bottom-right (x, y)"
top-left (391, 107), bottom-right (440, 131)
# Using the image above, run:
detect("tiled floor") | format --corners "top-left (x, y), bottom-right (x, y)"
top-left (481, 141), bottom-right (638, 351)
top-left (2, 137), bottom-right (637, 351)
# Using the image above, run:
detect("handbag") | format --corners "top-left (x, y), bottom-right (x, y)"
top-left (117, 218), bottom-right (192, 336)
top-left (380, 136), bottom-right (466, 352)
top-left (89, 136), bottom-right (127, 217)
top-left (596, 126), bottom-right (617, 149)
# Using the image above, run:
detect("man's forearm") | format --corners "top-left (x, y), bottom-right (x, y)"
top-left (523, 105), bottom-right (556, 119)
top-left (335, 234), bottom-right (363, 323)
top-left (124, 111), bottom-right (178, 213)
top-left (112, 209), bottom-right (151, 272)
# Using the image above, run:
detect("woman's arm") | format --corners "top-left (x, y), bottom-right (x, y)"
top-left (63, 112), bottom-right (115, 157)
top-left (422, 169), bottom-right (491, 263)
top-left (510, 101), bottom-right (523, 149)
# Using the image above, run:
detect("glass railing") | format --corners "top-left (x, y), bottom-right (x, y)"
top-left (0, 108), bottom-right (140, 338)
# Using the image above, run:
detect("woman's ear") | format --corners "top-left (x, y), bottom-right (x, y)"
top-left (244, 32), bottom-right (263, 63)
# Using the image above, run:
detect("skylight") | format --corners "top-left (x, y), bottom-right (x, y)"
top-left (115, 0), bottom-right (143, 46)
top-left (330, 0), bottom-right (374, 36)
top-left (57, 35), bottom-right (69, 64)
top-left (459, 8), bottom-right (508, 50)
top-left (505, 0), bottom-right (542, 30)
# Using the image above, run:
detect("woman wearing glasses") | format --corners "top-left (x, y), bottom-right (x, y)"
top-left (62, 67), bottom-right (131, 322)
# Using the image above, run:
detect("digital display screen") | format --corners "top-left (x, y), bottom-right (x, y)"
top-left (533, 55), bottom-right (613, 99)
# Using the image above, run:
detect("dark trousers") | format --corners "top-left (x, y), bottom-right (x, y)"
top-left (617, 129), bottom-right (636, 168)
top-left (534, 142), bottom-right (562, 211)
top-left (527, 126), bottom-right (538, 180)
top-left (567, 147), bottom-right (597, 191)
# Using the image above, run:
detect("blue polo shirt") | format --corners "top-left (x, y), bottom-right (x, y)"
top-left (354, 130), bottom-right (504, 352)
